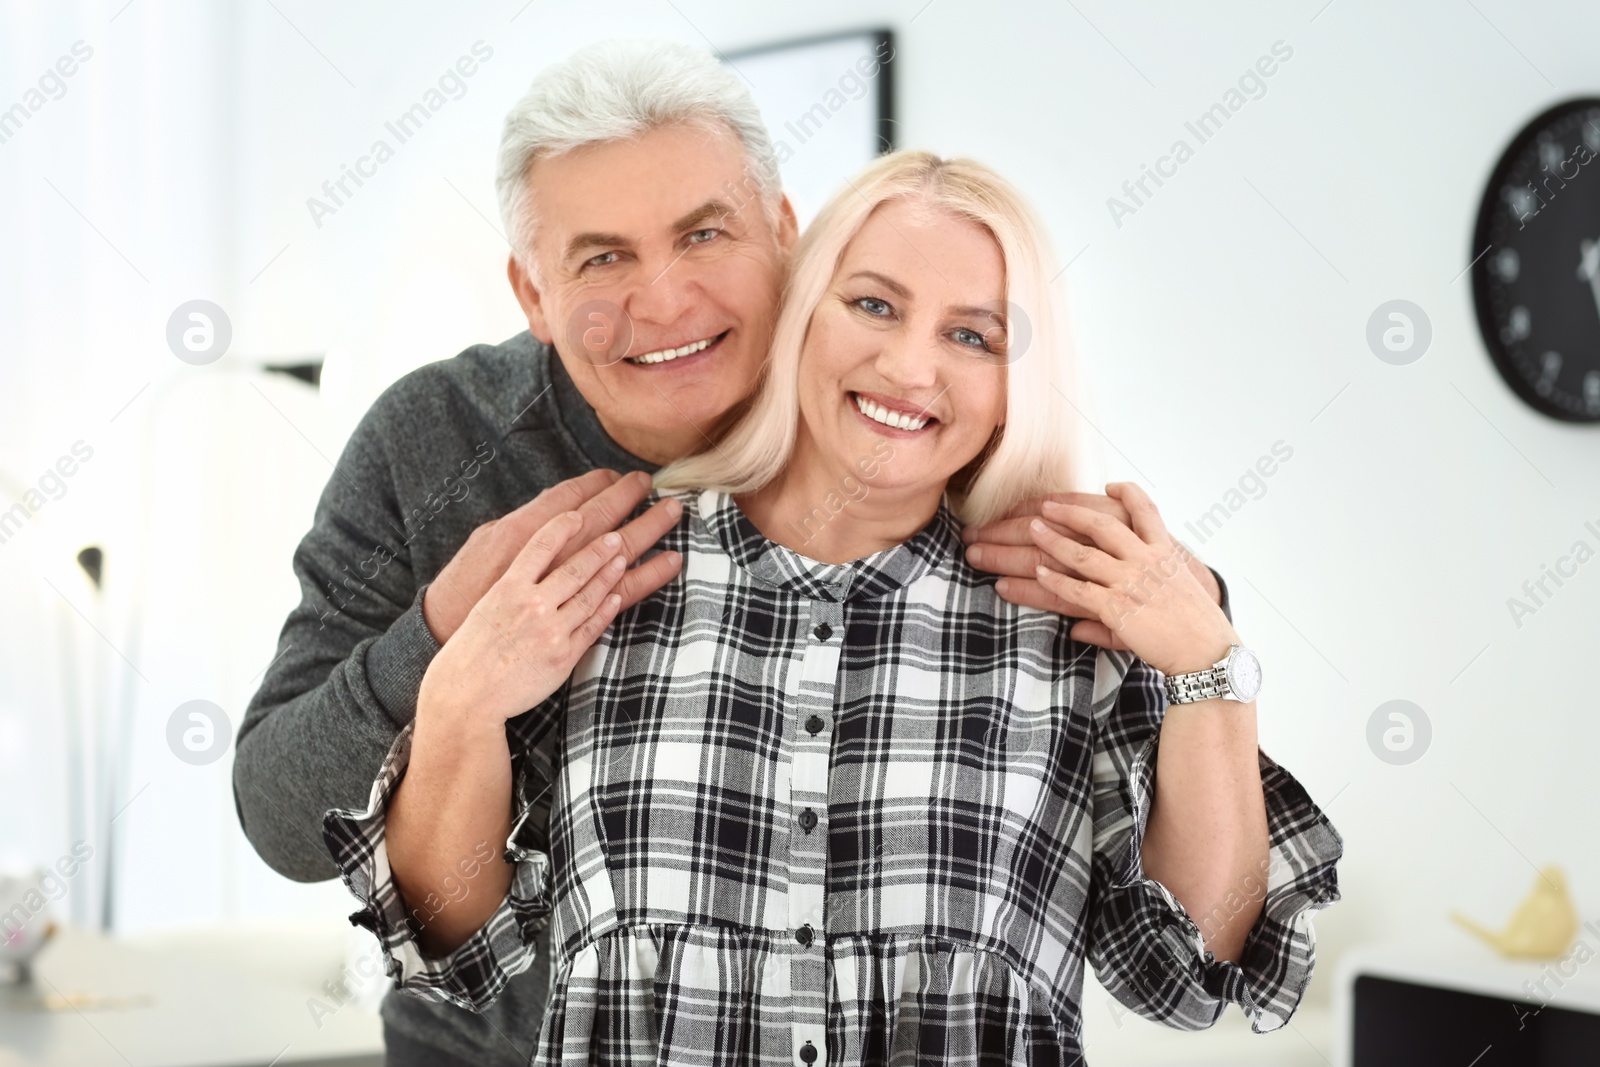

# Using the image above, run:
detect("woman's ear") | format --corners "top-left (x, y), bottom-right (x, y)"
top-left (506, 254), bottom-right (554, 344)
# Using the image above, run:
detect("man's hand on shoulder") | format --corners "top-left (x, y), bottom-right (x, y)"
top-left (422, 469), bottom-right (682, 645)
top-left (960, 490), bottom-right (1223, 651)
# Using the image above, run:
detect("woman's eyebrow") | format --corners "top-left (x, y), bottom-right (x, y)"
top-left (845, 270), bottom-right (911, 299)
top-left (846, 269), bottom-right (997, 319)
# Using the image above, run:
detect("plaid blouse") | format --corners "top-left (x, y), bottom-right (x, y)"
top-left (325, 488), bottom-right (1343, 1066)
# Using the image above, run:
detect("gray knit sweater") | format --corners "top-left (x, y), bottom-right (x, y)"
top-left (233, 331), bottom-right (654, 1065)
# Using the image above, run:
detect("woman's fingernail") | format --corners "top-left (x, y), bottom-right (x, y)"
top-left (967, 545), bottom-right (983, 565)
top-left (1030, 518), bottom-right (1048, 533)
top-left (602, 531), bottom-right (622, 548)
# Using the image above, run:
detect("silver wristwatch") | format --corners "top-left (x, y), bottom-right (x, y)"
top-left (1163, 643), bottom-right (1263, 705)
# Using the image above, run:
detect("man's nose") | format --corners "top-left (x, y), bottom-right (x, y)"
top-left (625, 256), bottom-right (697, 326)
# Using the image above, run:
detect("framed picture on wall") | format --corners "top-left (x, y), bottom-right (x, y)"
top-left (721, 29), bottom-right (896, 227)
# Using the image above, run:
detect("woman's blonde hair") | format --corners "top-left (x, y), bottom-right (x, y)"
top-left (656, 149), bottom-right (1081, 526)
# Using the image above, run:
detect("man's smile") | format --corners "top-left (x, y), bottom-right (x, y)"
top-left (624, 329), bottom-right (731, 366)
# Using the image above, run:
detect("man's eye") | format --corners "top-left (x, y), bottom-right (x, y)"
top-left (585, 251), bottom-right (619, 268)
top-left (688, 228), bottom-right (720, 244)
top-left (854, 296), bottom-right (892, 317)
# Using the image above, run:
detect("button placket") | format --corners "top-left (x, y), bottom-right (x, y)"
top-left (788, 598), bottom-right (840, 1062)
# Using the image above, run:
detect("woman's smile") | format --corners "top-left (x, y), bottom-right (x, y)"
top-left (847, 389), bottom-right (941, 435)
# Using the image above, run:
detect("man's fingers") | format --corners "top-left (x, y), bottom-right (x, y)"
top-left (498, 470), bottom-right (622, 546)
top-left (614, 496), bottom-right (682, 563)
top-left (553, 471), bottom-right (655, 569)
top-left (1002, 491), bottom-right (1130, 526)
top-left (991, 577), bottom-right (1130, 651)
top-left (962, 515), bottom-right (1080, 549)
top-left (967, 541), bottom-right (1073, 581)
top-left (1068, 618), bottom-right (1131, 652)
top-left (614, 550), bottom-right (683, 612)
top-left (991, 575), bottom-right (1084, 616)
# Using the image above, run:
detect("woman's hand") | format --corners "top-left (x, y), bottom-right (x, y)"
top-left (962, 490), bottom-right (1222, 647)
top-left (1025, 482), bottom-right (1237, 676)
top-left (419, 504), bottom-right (681, 728)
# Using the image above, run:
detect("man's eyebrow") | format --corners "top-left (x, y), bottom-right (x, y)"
top-left (560, 199), bottom-right (741, 262)
top-left (563, 231), bottom-right (631, 260)
top-left (670, 200), bottom-right (739, 233)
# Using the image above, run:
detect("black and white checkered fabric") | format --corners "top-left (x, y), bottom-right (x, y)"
top-left (325, 488), bottom-right (1342, 1066)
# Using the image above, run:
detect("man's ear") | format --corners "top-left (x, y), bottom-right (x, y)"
top-left (507, 254), bottom-right (554, 344)
top-left (775, 194), bottom-right (799, 254)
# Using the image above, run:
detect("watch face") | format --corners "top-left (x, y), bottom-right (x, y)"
top-left (1227, 648), bottom-right (1263, 702)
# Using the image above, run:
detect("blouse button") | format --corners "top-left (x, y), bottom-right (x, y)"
top-left (795, 924), bottom-right (814, 947)
top-left (813, 623), bottom-right (833, 641)
top-left (798, 808), bottom-right (818, 833)
top-left (799, 1041), bottom-right (819, 1064)
top-left (805, 715), bottom-right (825, 735)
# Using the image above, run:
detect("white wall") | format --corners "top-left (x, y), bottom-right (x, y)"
top-left (2, 0), bottom-right (1597, 1035)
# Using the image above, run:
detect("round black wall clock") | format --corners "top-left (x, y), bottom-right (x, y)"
top-left (1472, 97), bottom-right (1600, 422)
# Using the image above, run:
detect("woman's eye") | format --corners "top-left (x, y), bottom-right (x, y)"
top-left (854, 296), bottom-right (892, 317)
top-left (952, 326), bottom-right (991, 350)
top-left (688, 228), bottom-right (720, 245)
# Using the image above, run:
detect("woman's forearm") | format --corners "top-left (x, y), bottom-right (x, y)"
top-left (1140, 694), bottom-right (1270, 964)
top-left (385, 690), bottom-right (516, 958)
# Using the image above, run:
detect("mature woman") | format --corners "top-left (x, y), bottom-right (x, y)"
top-left (327, 150), bottom-right (1342, 1064)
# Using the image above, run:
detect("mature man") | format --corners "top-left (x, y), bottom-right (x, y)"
top-left (234, 39), bottom-right (1229, 1067)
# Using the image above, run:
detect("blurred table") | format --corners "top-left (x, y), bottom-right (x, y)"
top-left (0, 925), bottom-right (382, 1067)
top-left (1076, 968), bottom-right (1333, 1066)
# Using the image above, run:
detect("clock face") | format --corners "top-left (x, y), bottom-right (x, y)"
top-left (1472, 98), bottom-right (1600, 422)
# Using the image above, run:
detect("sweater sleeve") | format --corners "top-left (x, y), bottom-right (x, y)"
top-left (232, 390), bottom-right (444, 882)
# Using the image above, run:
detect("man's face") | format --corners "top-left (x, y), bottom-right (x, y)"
top-left (510, 121), bottom-right (797, 464)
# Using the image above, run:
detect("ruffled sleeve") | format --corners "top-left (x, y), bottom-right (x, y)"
top-left (1085, 649), bottom-right (1343, 1033)
top-left (320, 707), bottom-right (562, 1013)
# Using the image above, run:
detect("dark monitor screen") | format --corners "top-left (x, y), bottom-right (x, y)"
top-left (1354, 975), bottom-right (1600, 1066)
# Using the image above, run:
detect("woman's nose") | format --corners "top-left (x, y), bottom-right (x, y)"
top-left (872, 332), bottom-right (939, 390)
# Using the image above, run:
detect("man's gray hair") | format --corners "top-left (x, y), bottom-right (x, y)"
top-left (495, 39), bottom-right (782, 277)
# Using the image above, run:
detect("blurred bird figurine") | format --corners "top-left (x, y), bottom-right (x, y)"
top-left (1451, 866), bottom-right (1579, 960)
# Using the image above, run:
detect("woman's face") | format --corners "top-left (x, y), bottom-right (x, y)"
top-left (795, 198), bottom-right (1010, 497)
